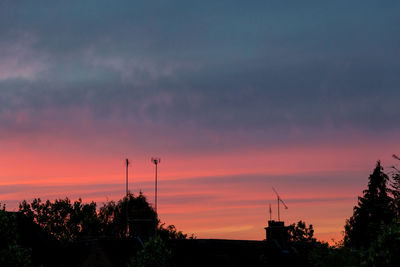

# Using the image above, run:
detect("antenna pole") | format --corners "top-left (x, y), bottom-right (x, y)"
top-left (277, 196), bottom-right (280, 221)
top-left (125, 158), bottom-right (131, 237)
top-left (151, 157), bottom-right (161, 235)
top-left (155, 162), bottom-right (158, 215)
top-left (272, 187), bottom-right (288, 221)
top-left (125, 158), bottom-right (129, 196)
top-left (269, 203), bottom-right (272, 221)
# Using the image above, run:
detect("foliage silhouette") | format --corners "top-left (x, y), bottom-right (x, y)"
top-left (98, 192), bottom-right (156, 239)
top-left (288, 220), bottom-right (315, 243)
top-left (358, 220), bottom-right (400, 266)
top-left (355, 155), bottom-right (400, 266)
top-left (308, 159), bottom-right (400, 266)
top-left (344, 161), bottom-right (396, 249)
top-left (158, 223), bottom-right (196, 240)
top-left (309, 242), bottom-right (359, 267)
top-left (128, 235), bottom-right (172, 267)
top-left (19, 197), bottom-right (100, 241)
top-left (390, 154), bottom-right (400, 216)
top-left (0, 204), bottom-right (32, 266)
top-left (18, 192), bottom-right (190, 244)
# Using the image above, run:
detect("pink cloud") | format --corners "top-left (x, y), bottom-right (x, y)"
top-left (0, 119), bottom-right (398, 243)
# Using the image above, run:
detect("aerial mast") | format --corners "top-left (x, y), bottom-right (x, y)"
top-left (151, 157), bottom-right (161, 216)
top-left (125, 158), bottom-right (130, 196)
top-left (272, 187), bottom-right (288, 221)
top-left (151, 157), bottom-right (161, 236)
top-left (269, 203), bottom-right (272, 221)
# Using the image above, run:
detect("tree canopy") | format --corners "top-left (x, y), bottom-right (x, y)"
top-left (0, 204), bottom-right (32, 266)
top-left (18, 192), bottom-right (189, 243)
top-left (344, 161), bottom-right (396, 248)
top-left (19, 197), bottom-right (101, 241)
top-left (288, 220), bottom-right (315, 243)
top-left (99, 192), bottom-right (157, 239)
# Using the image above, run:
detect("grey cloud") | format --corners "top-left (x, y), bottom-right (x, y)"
top-left (0, 0), bottom-right (399, 149)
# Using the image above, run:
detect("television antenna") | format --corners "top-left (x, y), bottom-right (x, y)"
top-left (272, 187), bottom-right (288, 221)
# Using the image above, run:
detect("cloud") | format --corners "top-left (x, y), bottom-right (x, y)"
top-left (0, 35), bottom-right (47, 81)
top-left (0, 1), bottom-right (399, 142)
top-left (1, 1), bottom-right (399, 243)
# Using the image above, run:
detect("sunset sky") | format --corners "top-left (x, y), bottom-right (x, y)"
top-left (1, 1), bottom-right (400, 243)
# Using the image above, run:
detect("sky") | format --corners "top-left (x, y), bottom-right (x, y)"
top-left (0, 0), bottom-right (400, 242)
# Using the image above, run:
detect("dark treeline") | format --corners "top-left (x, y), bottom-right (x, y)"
top-left (19, 192), bottom-right (151, 241)
top-left (0, 192), bottom-right (191, 266)
top-left (311, 158), bottom-right (400, 266)
top-left (2, 156), bottom-right (400, 266)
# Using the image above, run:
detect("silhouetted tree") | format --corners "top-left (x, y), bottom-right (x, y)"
top-left (344, 161), bottom-right (395, 248)
top-left (359, 221), bottom-right (400, 266)
top-left (288, 220), bottom-right (315, 243)
top-left (19, 193), bottom-right (190, 244)
top-left (309, 242), bottom-right (359, 267)
top-left (128, 236), bottom-right (171, 267)
top-left (0, 204), bottom-right (32, 266)
top-left (99, 192), bottom-right (156, 240)
top-left (158, 223), bottom-right (195, 240)
top-left (390, 154), bottom-right (400, 216)
top-left (19, 197), bottom-right (100, 241)
top-left (353, 154), bottom-right (400, 265)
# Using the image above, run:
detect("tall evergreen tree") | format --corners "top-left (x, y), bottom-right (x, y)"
top-left (344, 161), bottom-right (395, 248)
top-left (390, 154), bottom-right (400, 216)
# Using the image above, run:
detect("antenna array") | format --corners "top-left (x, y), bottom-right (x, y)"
top-left (272, 187), bottom-right (288, 221)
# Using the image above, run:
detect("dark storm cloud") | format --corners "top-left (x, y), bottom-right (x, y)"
top-left (0, 0), bottom-right (399, 143)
